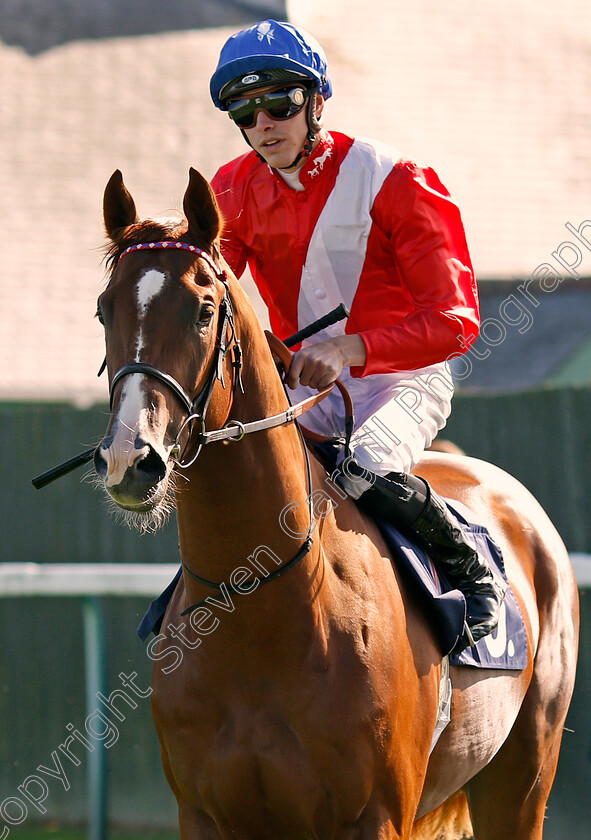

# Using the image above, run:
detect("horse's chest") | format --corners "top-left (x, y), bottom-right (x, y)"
top-left (154, 681), bottom-right (373, 834)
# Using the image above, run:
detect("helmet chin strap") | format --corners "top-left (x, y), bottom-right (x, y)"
top-left (278, 129), bottom-right (316, 171)
top-left (241, 127), bottom-right (316, 170)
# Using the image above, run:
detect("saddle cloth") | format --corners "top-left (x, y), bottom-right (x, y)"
top-left (376, 498), bottom-right (528, 669)
top-left (137, 499), bottom-right (527, 671)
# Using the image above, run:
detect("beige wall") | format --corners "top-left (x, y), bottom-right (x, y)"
top-left (0, 27), bottom-right (261, 402)
top-left (289, 0), bottom-right (591, 275)
top-left (1, 1), bottom-right (590, 400)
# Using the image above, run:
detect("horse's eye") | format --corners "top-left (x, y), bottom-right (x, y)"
top-left (96, 306), bottom-right (105, 326)
top-left (196, 305), bottom-right (215, 326)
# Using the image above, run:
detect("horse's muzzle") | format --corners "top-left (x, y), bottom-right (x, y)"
top-left (94, 439), bottom-right (169, 509)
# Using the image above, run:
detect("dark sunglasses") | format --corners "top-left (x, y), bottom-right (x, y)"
top-left (227, 86), bottom-right (312, 129)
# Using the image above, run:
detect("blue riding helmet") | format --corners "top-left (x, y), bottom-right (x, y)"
top-left (210, 19), bottom-right (332, 109)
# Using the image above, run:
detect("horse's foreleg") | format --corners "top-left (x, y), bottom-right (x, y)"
top-left (156, 739), bottom-right (222, 840)
top-left (345, 800), bottom-right (417, 840)
top-left (178, 800), bottom-right (223, 840)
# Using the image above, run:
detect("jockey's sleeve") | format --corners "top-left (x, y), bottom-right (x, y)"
top-left (211, 167), bottom-right (248, 279)
top-left (350, 160), bottom-right (480, 377)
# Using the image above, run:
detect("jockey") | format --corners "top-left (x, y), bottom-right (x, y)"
top-left (209, 19), bottom-right (505, 652)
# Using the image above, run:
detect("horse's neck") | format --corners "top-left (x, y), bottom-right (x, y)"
top-left (175, 316), bottom-right (318, 620)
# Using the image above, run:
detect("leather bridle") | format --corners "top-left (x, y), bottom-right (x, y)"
top-left (107, 241), bottom-right (354, 614)
top-left (108, 241), bottom-right (351, 469)
top-left (106, 242), bottom-right (240, 468)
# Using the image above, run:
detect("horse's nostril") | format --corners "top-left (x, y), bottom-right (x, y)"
top-left (135, 447), bottom-right (166, 483)
top-left (93, 447), bottom-right (108, 478)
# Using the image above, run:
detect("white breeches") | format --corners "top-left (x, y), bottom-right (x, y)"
top-left (293, 362), bottom-right (454, 476)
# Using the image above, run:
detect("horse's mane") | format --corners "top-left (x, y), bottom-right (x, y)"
top-left (104, 216), bottom-right (189, 274)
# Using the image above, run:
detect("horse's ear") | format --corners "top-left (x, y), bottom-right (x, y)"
top-left (103, 170), bottom-right (138, 239)
top-left (183, 167), bottom-right (221, 247)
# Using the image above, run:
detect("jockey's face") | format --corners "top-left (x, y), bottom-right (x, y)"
top-left (237, 86), bottom-right (323, 172)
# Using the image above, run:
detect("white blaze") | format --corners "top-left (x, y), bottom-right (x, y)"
top-left (135, 269), bottom-right (167, 359)
top-left (103, 269), bottom-right (168, 487)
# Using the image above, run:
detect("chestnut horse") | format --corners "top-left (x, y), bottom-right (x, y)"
top-left (94, 168), bottom-right (579, 840)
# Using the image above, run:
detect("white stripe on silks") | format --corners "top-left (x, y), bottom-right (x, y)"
top-left (289, 138), bottom-right (451, 472)
top-left (297, 137), bottom-right (399, 340)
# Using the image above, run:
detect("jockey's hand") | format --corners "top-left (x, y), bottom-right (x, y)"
top-left (286, 334), bottom-right (366, 391)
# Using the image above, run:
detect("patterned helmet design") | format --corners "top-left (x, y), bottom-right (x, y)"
top-left (210, 19), bottom-right (332, 110)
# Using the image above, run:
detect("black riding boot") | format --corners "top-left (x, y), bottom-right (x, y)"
top-left (340, 460), bottom-right (507, 653)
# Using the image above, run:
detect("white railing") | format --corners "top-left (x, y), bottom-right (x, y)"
top-left (0, 562), bottom-right (178, 840)
top-left (0, 562), bottom-right (177, 596)
top-left (0, 557), bottom-right (589, 839)
top-left (569, 554), bottom-right (591, 587)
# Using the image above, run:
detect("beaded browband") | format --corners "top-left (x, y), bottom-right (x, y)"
top-left (118, 241), bottom-right (225, 279)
